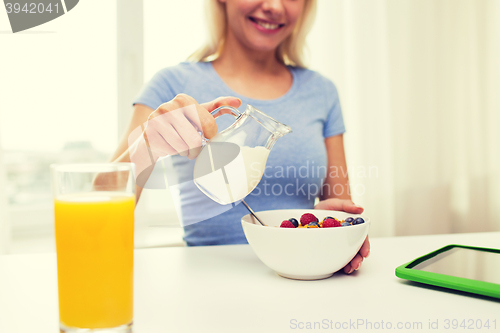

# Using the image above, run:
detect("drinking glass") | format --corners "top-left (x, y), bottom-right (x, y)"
top-left (51, 163), bottom-right (135, 333)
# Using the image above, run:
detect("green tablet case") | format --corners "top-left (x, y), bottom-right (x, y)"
top-left (395, 244), bottom-right (500, 299)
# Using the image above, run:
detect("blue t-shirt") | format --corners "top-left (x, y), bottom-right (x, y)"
top-left (133, 61), bottom-right (345, 246)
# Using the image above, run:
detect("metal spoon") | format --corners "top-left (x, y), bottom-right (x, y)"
top-left (241, 200), bottom-right (265, 226)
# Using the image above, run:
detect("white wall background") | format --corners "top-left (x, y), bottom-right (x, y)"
top-left (307, 0), bottom-right (500, 237)
top-left (0, 0), bottom-right (117, 153)
top-left (0, 142), bottom-right (10, 254)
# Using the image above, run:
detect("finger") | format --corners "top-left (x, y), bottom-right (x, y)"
top-left (342, 201), bottom-right (364, 214)
top-left (199, 97), bottom-right (241, 137)
top-left (359, 236), bottom-right (370, 258)
top-left (150, 94), bottom-right (198, 120)
top-left (343, 254), bottom-right (363, 274)
top-left (148, 95), bottom-right (217, 146)
top-left (161, 99), bottom-right (204, 132)
top-left (190, 104), bottom-right (218, 139)
top-left (170, 114), bottom-right (203, 159)
top-left (343, 263), bottom-right (353, 274)
top-left (146, 120), bottom-right (188, 156)
top-left (158, 124), bottom-right (189, 157)
top-left (171, 103), bottom-right (203, 134)
top-left (314, 198), bottom-right (344, 210)
top-left (185, 96), bottom-right (241, 140)
top-left (200, 96), bottom-right (242, 112)
top-left (143, 130), bottom-right (176, 156)
top-left (154, 94), bottom-right (202, 130)
top-left (314, 198), bottom-right (363, 214)
top-left (351, 254), bottom-right (364, 271)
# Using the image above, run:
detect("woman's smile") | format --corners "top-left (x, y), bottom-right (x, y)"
top-left (248, 16), bottom-right (285, 34)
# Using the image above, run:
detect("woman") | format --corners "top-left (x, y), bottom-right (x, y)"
top-left (112, 0), bottom-right (369, 274)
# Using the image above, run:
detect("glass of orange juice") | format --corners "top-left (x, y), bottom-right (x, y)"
top-left (51, 163), bottom-right (135, 333)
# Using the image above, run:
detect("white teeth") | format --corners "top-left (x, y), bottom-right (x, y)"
top-left (255, 20), bottom-right (280, 30)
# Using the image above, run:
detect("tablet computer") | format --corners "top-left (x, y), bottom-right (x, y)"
top-left (395, 244), bottom-right (500, 299)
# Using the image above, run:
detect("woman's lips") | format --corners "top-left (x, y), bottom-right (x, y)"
top-left (248, 17), bottom-right (285, 34)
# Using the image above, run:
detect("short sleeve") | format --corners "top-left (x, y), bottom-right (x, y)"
top-left (132, 67), bottom-right (183, 110)
top-left (323, 80), bottom-right (346, 138)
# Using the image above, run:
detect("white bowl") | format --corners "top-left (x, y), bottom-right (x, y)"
top-left (241, 209), bottom-right (370, 280)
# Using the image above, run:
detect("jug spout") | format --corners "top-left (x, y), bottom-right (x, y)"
top-left (246, 104), bottom-right (292, 137)
top-left (242, 105), bottom-right (292, 150)
top-left (275, 122), bottom-right (292, 137)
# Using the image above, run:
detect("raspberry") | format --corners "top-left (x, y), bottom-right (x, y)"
top-left (280, 220), bottom-right (296, 228)
top-left (300, 213), bottom-right (318, 226)
top-left (323, 218), bottom-right (341, 228)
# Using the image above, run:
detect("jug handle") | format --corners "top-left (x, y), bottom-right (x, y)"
top-left (200, 105), bottom-right (242, 145)
top-left (209, 105), bottom-right (242, 119)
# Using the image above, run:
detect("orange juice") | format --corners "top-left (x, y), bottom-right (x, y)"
top-left (54, 192), bottom-right (135, 329)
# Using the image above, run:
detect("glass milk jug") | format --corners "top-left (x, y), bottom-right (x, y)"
top-left (193, 105), bottom-right (292, 205)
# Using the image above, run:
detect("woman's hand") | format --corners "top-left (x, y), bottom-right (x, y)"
top-left (143, 94), bottom-right (242, 159)
top-left (314, 198), bottom-right (370, 274)
top-left (127, 94), bottom-right (241, 188)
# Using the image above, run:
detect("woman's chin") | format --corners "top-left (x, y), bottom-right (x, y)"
top-left (244, 38), bottom-right (283, 54)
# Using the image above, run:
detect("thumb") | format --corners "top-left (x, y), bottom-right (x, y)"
top-left (200, 96), bottom-right (242, 112)
top-left (315, 198), bottom-right (364, 214)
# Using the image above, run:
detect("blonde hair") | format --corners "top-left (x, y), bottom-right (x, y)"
top-left (188, 0), bottom-right (317, 68)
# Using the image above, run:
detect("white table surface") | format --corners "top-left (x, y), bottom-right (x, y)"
top-left (1, 232), bottom-right (499, 333)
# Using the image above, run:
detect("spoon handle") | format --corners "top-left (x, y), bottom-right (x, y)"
top-left (241, 200), bottom-right (265, 226)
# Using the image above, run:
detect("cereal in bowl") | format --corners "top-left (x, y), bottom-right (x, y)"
top-left (279, 213), bottom-right (364, 228)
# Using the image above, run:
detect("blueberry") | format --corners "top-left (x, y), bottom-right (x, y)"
top-left (288, 218), bottom-right (299, 228)
top-left (341, 222), bottom-right (351, 227)
top-left (352, 217), bottom-right (365, 225)
top-left (345, 217), bottom-right (354, 223)
top-left (307, 222), bottom-right (320, 228)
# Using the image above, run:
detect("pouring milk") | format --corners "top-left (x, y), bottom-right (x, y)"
top-left (193, 142), bottom-right (269, 205)
top-left (192, 104), bottom-right (291, 204)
